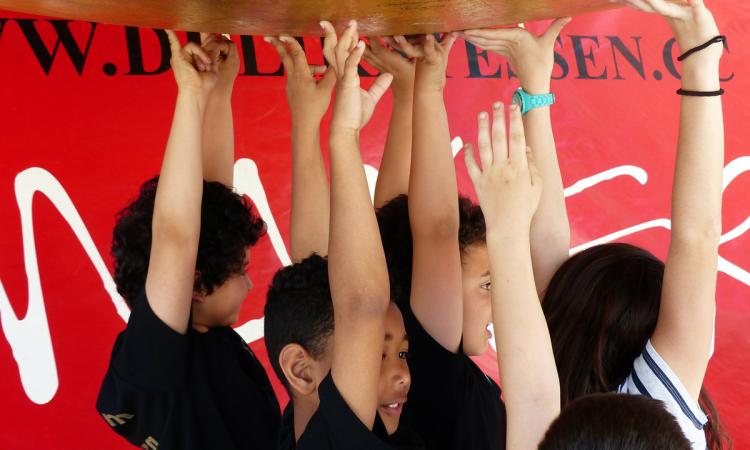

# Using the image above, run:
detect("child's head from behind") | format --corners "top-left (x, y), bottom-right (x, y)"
top-left (377, 195), bottom-right (491, 357)
top-left (264, 255), bottom-right (410, 435)
top-left (112, 176), bottom-right (265, 328)
top-left (538, 393), bottom-right (691, 450)
top-left (541, 243), bottom-right (663, 403)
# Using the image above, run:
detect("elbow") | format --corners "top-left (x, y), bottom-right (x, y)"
top-left (412, 212), bottom-right (459, 241)
top-left (672, 219), bottom-right (722, 248)
top-left (335, 286), bottom-right (391, 322)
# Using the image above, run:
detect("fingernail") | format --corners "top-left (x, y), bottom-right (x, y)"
top-left (425, 34), bottom-right (434, 41)
top-left (479, 112), bottom-right (488, 119)
top-left (356, 40), bottom-right (365, 48)
top-left (263, 36), bottom-right (272, 42)
top-left (319, 21), bottom-right (326, 29)
top-left (493, 102), bottom-right (503, 110)
top-left (394, 35), bottom-right (403, 42)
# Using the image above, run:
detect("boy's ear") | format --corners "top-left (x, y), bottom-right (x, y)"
top-left (279, 344), bottom-right (318, 396)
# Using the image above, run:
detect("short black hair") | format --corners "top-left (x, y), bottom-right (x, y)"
top-left (111, 176), bottom-right (265, 308)
top-left (376, 194), bottom-right (487, 307)
top-left (264, 254), bottom-right (334, 389)
top-left (538, 393), bottom-right (691, 450)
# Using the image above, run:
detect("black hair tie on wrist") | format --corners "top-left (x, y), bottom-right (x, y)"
top-left (676, 88), bottom-right (725, 97)
top-left (677, 36), bottom-right (726, 62)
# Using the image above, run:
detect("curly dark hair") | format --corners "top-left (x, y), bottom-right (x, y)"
top-left (376, 195), bottom-right (486, 308)
top-left (111, 176), bottom-right (266, 308)
top-left (264, 254), bottom-right (334, 389)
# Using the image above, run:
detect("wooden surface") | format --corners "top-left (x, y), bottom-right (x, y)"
top-left (0, 0), bottom-right (627, 35)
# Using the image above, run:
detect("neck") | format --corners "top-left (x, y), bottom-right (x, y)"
top-left (292, 395), bottom-right (319, 442)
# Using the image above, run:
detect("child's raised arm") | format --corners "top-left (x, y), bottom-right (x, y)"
top-left (616, 0), bottom-right (725, 401)
top-left (145, 31), bottom-right (217, 334)
top-left (460, 19), bottom-right (572, 295)
top-left (409, 33), bottom-right (464, 353)
top-left (326, 21), bottom-right (394, 429)
top-left (199, 33), bottom-right (238, 187)
top-left (266, 33), bottom-right (336, 262)
top-left (464, 104), bottom-right (560, 450)
top-left (363, 36), bottom-right (416, 208)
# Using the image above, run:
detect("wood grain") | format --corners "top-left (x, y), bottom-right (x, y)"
top-left (0, 0), bottom-right (630, 35)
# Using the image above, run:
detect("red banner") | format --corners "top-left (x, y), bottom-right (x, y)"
top-left (0, 4), bottom-right (748, 448)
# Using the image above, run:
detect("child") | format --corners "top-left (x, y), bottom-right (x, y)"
top-left (373, 19), bottom-right (569, 450)
top-left (290, 19), bottom-right (401, 449)
top-left (463, 101), bottom-right (560, 449)
top-left (96, 32), bottom-right (281, 449)
top-left (479, 0), bottom-right (730, 448)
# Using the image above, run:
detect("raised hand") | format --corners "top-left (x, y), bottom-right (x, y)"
top-left (414, 33), bottom-right (458, 91)
top-left (265, 34), bottom-right (336, 128)
top-left (199, 33), bottom-right (240, 94)
top-left (460, 19), bottom-right (570, 93)
top-left (611, 0), bottom-right (720, 56)
top-left (165, 30), bottom-right (218, 97)
top-left (464, 103), bottom-right (542, 232)
top-left (363, 36), bottom-right (416, 90)
top-left (325, 20), bottom-right (393, 133)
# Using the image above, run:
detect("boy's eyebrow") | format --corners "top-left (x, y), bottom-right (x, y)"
top-left (384, 333), bottom-right (409, 342)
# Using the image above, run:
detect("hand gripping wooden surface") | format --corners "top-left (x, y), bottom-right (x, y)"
top-left (0, 0), bottom-right (628, 35)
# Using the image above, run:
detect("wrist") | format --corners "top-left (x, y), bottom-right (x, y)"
top-left (292, 120), bottom-right (322, 136)
top-left (329, 127), bottom-right (360, 142)
top-left (521, 78), bottom-right (552, 96)
top-left (176, 89), bottom-right (208, 110)
top-left (486, 226), bottom-right (531, 247)
top-left (681, 57), bottom-right (721, 91)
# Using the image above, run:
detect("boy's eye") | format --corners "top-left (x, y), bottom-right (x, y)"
top-left (480, 281), bottom-right (492, 291)
top-left (398, 351), bottom-right (409, 360)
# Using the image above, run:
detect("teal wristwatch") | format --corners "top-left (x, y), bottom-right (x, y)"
top-left (512, 87), bottom-right (555, 115)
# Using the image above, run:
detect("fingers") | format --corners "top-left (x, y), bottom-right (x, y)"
top-left (392, 35), bottom-right (425, 58)
top-left (165, 30), bottom-right (181, 55)
top-left (368, 72), bottom-right (394, 104)
top-left (335, 21), bottom-right (359, 75)
top-left (310, 64), bottom-right (328, 75)
top-left (508, 105), bottom-right (527, 164)
top-left (463, 144), bottom-right (483, 183)
top-left (422, 34), bottom-right (438, 60)
top-left (279, 35), bottom-right (308, 69)
top-left (264, 36), bottom-right (294, 72)
top-left (477, 111), bottom-right (494, 169)
top-left (184, 42), bottom-right (212, 66)
top-left (438, 32), bottom-right (458, 56)
top-left (343, 39), bottom-right (365, 81)
top-left (542, 17), bottom-right (572, 45)
top-left (318, 66), bottom-right (337, 92)
top-left (320, 21), bottom-right (338, 66)
top-left (491, 102), bottom-right (508, 163)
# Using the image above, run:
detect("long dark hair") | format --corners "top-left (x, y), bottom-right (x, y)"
top-left (542, 243), bottom-right (731, 449)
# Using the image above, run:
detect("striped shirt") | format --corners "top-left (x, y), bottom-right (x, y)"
top-left (617, 340), bottom-right (708, 450)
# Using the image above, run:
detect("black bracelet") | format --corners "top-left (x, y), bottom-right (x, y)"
top-left (676, 88), bottom-right (725, 97)
top-left (677, 36), bottom-right (726, 62)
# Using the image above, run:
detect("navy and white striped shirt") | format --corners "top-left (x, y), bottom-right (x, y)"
top-left (617, 340), bottom-right (708, 450)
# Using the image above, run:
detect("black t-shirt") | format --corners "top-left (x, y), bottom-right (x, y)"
top-left (398, 303), bottom-right (507, 450)
top-left (281, 395), bottom-right (425, 450)
top-left (296, 374), bottom-right (394, 450)
top-left (97, 290), bottom-right (281, 450)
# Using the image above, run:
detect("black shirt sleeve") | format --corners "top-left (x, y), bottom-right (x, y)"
top-left (96, 290), bottom-right (189, 447)
top-left (297, 374), bottom-right (392, 450)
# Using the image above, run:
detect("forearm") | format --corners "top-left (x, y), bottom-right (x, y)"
top-left (328, 130), bottom-right (390, 311)
top-left (290, 123), bottom-right (330, 261)
top-left (487, 229), bottom-right (560, 448)
top-left (374, 84), bottom-right (414, 208)
top-left (409, 86), bottom-right (459, 237)
top-left (523, 103), bottom-right (570, 294)
top-left (154, 92), bottom-right (206, 237)
top-left (201, 88), bottom-right (235, 187)
top-left (670, 57), bottom-right (724, 242)
top-left (147, 91), bottom-right (206, 334)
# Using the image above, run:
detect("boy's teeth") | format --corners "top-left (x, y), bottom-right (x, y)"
top-left (388, 403), bottom-right (398, 408)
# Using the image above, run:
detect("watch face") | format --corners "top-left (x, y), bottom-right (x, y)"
top-left (512, 92), bottom-right (522, 106)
